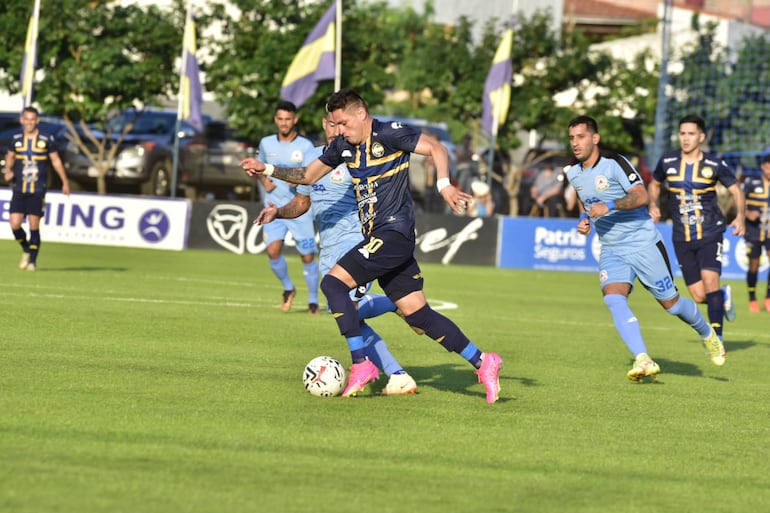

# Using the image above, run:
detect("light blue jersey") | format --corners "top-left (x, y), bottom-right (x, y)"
top-left (566, 150), bottom-right (659, 254)
top-left (258, 133), bottom-right (318, 255)
top-left (258, 134), bottom-right (316, 208)
top-left (299, 146), bottom-right (363, 277)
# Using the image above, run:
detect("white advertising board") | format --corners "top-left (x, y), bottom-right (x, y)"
top-left (0, 190), bottom-right (190, 250)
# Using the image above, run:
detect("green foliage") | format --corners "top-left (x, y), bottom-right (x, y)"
top-left (659, 16), bottom-right (770, 171)
top-left (0, 0), bottom-right (659, 158)
top-left (2, 241), bottom-right (770, 512)
top-left (0, 0), bottom-right (182, 122)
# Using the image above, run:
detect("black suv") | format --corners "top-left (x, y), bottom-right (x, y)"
top-left (64, 108), bottom-right (258, 199)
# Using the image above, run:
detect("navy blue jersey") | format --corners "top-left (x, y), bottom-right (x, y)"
top-left (8, 130), bottom-right (61, 194)
top-left (743, 175), bottom-right (770, 242)
top-left (319, 118), bottom-right (421, 236)
top-left (653, 151), bottom-right (738, 243)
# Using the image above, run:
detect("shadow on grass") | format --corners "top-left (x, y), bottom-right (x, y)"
top-left (723, 339), bottom-right (758, 354)
top-left (370, 363), bottom-right (537, 403)
top-left (37, 266), bottom-right (129, 272)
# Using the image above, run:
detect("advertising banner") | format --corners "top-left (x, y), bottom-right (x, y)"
top-left (188, 201), bottom-right (499, 266)
top-left (499, 216), bottom-right (766, 280)
top-left (415, 213), bottom-right (498, 266)
top-left (0, 190), bottom-right (190, 250)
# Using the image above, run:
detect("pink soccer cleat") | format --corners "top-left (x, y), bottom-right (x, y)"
top-left (475, 353), bottom-right (503, 404)
top-left (341, 359), bottom-right (379, 397)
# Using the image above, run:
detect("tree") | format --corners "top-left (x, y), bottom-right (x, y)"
top-left (0, 0), bottom-right (184, 193)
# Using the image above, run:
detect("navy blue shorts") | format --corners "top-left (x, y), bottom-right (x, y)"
top-left (9, 192), bottom-right (45, 217)
top-left (744, 237), bottom-right (770, 259)
top-left (336, 228), bottom-right (424, 302)
top-left (674, 235), bottom-right (723, 285)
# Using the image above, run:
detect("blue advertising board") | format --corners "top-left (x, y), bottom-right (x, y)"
top-left (499, 216), bottom-right (767, 281)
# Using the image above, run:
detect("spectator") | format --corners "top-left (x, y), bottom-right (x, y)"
top-left (530, 165), bottom-right (563, 217)
top-left (467, 180), bottom-right (495, 218)
top-left (455, 134), bottom-right (478, 195)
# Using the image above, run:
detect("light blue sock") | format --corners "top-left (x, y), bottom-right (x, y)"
top-left (667, 296), bottom-right (711, 338)
top-left (303, 260), bottom-right (320, 304)
top-left (347, 335), bottom-right (366, 363)
top-left (361, 323), bottom-right (403, 376)
top-left (604, 294), bottom-right (648, 357)
top-left (357, 293), bottom-right (397, 320)
top-left (460, 341), bottom-right (482, 367)
top-left (268, 256), bottom-right (293, 290)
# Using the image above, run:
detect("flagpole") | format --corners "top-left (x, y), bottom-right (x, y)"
top-left (22, 0), bottom-right (41, 108)
top-left (335, 0), bottom-right (341, 91)
top-left (171, 0), bottom-right (193, 199)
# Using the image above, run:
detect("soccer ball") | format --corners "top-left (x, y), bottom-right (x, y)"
top-left (303, 356), bottom-right (347, 397)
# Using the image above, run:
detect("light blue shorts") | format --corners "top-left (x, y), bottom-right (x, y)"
top-left (598, 240), bottom-right (678, 301)
top-left (262, 211), bottom-right (318, 256)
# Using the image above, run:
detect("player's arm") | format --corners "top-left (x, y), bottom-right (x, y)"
top-left (413, 133), bottom-right (471, 215)
top-left (647, 178), bottom-right (663, 222)
top-left (240, 157), bottom-right (331, 185)
top-left (254, 193), bottom-right (311, 225)
top-left (727, 183), bottom-right (746, 236)
top-left (3, 151), bottom-right (15, 182)
top-left (577, 203), bottom-right (591, 236)
top-left (587, 183), bottom-right (648, 218)
top-left (49, 151), bottom-right (71, 196)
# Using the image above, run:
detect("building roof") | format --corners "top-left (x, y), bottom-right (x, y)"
top-left (563, 0), bottom-right (656, 26)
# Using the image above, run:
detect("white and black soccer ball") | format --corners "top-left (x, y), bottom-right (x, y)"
top-left (303, 356), bottom-right (347, 397)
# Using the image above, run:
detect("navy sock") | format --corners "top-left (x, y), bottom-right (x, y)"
top-left (747, 271), bottom-right (758, 301)
top-left (13, 228), bottom-right (29, 252)
top-left (321, 275), bottom-right (363, 360)
top-left (403, 304), bottom-right (470, 354)
top-left (705, 290), bottom-right (724, 339)
top-left (28, 230), bottom-right (40, 264)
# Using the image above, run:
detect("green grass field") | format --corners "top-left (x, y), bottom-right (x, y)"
top-left (1, 241), bottom-right (769, 513)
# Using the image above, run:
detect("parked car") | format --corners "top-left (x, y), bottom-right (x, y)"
top-left (63, 108), bottom-right (258, 199)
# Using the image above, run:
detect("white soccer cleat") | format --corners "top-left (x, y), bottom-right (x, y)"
top-left (19, 252), bottom-right (30, 270)
top-left (383, 373), bottom-right (417, 395)
top-left (723, 285), bottom-right (736, 322)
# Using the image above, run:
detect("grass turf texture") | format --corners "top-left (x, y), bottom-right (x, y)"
top-left (1, 241), bottom-right (769, 513)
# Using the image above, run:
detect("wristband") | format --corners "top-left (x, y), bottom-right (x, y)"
top-left (604, 200), bottom-right (616, 211)
top-left (263, 163), bottom-right (275, 177)
top-left (436, 177), bottom-right (451, 193)
top-left (579, 213), bottom-right (589, 221)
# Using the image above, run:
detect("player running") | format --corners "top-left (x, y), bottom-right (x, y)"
top-left (243, 88), bottom-right (502, 403)
top-left (255, 112), bottom-right (417, 396)
top-left (566, 115), bottom-right (724, 381)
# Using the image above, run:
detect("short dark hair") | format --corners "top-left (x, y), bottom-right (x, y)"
top-left (762, 154), bottom-right (770, 164)
top-left (679, 114), bottom-right (705, 132)
top-left (326, 88), bottom-right (368, 114)
top-left (275, 101), bottom-right (298, 114)
top-left (22, 106), bottom-right (39, 117)
top-left (568, 115), bottom-right (599, 133)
